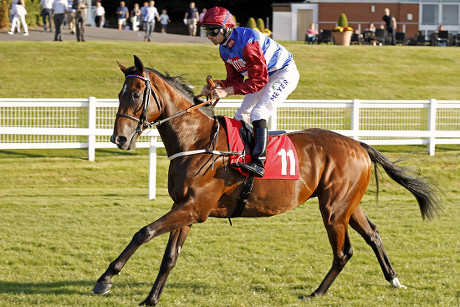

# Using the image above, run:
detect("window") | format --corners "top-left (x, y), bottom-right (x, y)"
top-left (442, 4), bottom-right (459, 25)
top-left (422, 4), bottom-right (439, 25)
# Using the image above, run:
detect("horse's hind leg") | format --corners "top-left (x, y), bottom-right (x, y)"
top-left (308, 200), bottom-right (354, 298)
top-left (140, 225), bottom-right (191, 306)
top-left (349, 206), bottom-right (407, 289)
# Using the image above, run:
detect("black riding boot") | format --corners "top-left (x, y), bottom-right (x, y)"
top-left (239, 120), bottom-right (268, 177)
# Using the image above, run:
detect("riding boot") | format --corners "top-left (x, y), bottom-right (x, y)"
top-left (239, 122), bottom-right (268, 178)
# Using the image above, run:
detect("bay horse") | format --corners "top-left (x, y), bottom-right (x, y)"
top-left (92, 56), bottom-right (440, 305)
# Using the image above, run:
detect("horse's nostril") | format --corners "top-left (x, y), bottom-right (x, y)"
top-left (111, 135), bottom-right (127, 146)
top-left (117, 136), bottom-right (127, 146)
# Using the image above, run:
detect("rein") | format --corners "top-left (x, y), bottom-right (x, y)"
top-left (116, 70), bottom-right (218, 131)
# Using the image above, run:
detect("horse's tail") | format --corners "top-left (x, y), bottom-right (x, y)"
top-left (360, 142), bottom-right (442, 220)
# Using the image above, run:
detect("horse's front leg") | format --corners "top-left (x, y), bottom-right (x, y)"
top-left (140, 225), bottom-right (191, 306)
top-left (92, 205), bottom-right (200, 296)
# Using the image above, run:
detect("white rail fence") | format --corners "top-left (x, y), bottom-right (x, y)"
top-left (1, 98), bottom-right (459, 199)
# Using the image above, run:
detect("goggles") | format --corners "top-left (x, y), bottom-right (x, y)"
top-left (203, 25), bottom-right (222, 37)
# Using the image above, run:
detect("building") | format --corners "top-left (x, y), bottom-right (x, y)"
top-left (272, 0), bottom-right (460, 41)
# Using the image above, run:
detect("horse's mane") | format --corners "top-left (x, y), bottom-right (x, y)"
top-left (126, 66), bottom-right (215, 117)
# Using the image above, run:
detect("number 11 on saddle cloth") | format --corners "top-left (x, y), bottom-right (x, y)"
top-left (224, 117), bottom-right (299, 180)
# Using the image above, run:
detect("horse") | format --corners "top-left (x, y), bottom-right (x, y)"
top-left (92, 55), bottom-right (441, 305)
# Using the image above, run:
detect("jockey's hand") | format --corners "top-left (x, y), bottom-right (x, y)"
top-left (201, 84), bottom-right (212, 97)
top-left (211, 87), bottom-right (234, 99)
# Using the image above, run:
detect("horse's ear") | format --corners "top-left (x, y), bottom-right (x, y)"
top-left (117, 60), bottom-right (127, 74)
top-left (133, 55), bottom-right (145, 76)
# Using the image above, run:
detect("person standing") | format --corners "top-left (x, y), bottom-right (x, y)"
top-left (159, 9), bottom-right (170, 34)
top-left (40, 0), bottom-right (53, 32)
top-left (73, 0), bottom-right (86, 41)
top-left (94, 1), bottom-right (105, 28)
top-left (130, 3), bottom-right (141, 31)
top-left (184, 2), bottom-right (198, 36)
top-left (141, 1), bottom-right (159, 42)
top-left (198, 8), bottom-right (207, 37)
top-left (8, 0), bottom-right (28, 36)
top-left (382, 8), bottom-right (396, 45)
top-left (116, 1), bottom-right (129, 30)
top-left (198, 7), bottom-right (300, 177)
top-left (139, 1), bottom-right (148, 31)
top-left (52, 0), bottom-right (68, 41)
top-left (66, 0), bottom-right (75, 34)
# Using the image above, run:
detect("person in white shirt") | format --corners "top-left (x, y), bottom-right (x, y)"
top-left (141, 0), bottom-right (159, 42)
top-left (52, 0), bottom-right (68, 41)
top-left (8, 0), bottom-right (28, 36)
top-left (94, 1), bottom-right (105, 28)
top-left (40, 0), bottom-right (53, 32)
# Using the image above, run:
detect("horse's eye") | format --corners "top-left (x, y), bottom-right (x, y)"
top-left (132, 92), bottom-right (141, 99)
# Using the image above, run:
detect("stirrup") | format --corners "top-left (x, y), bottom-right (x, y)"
top-left (238, 162), bottom-right (265, 178)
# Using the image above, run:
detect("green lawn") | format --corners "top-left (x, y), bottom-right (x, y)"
top-left (0, 41), bottom-right (459, 306)
top-left (0, 42), bottom-right (459, 100)
top-left (0, 146), bottom-right (459, 306)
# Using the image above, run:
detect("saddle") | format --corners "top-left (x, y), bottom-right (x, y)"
top-left (223, 117), bottom-right (299, 180)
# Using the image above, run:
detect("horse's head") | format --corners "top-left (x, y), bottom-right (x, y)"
top-left (111, 55), bottom-right (162, 150)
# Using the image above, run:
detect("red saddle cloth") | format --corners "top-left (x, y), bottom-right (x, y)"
top-left (224, 117), bottom-right (299, 180)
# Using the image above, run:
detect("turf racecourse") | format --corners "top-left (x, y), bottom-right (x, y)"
top-left (1, 41), bottom-right (460, 306)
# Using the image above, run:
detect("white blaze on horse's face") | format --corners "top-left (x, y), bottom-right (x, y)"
top-left (122, 84), bottom-right (127, 96)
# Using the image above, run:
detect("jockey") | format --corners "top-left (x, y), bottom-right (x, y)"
top-left (198, 6), bottom-right (300, 178)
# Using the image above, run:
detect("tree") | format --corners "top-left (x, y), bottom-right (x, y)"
top-left (0, 0), bottom-right (9, 29)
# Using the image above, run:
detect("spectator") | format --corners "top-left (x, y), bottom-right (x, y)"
top-left (184, 2), bottom-right (198, 36)
top-left (198, 7), bottom-right (300, 177)
top-left (73, 0), bottom-right (86, 41)
top-left (130, 3), bottom-right (141, 31)
top-left (94, 1), bottom-right (105, 28)
top-left (364, 22), bottom-right (376, 45)
top-left (139, 1), bottom-right (148, 31)
top-left (159, 9), bottom-right (170, 34)
top-left (305, 23), bottom-right (318, 44)
top-left (40, 0), bottom-right (53, 32)
top-left (116, 1), bottom-right (129, 30)
top-left (66, 0), bottom-right (75, 34)
top-left (382, 8), bottom-right (396, 45)
top-left (198, 8), bottom-right (207, 37)
top-left (52, 0), bottom-right (68, 41)
top-left (8, 0), bottom-right (28, 36)
top-left (141, 0), bottom-right (159, 42)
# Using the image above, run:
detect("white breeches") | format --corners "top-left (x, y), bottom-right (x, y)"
top-left (234, 62), bottom-right (300, 124)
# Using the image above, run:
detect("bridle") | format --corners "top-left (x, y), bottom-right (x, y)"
top-left (116, 69), bottom-right (219, 132)
top-left (116, 69), bottom-right (163, 133)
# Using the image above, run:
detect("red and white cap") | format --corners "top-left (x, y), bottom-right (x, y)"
top-left (197, 7), bottom-right (236, 28)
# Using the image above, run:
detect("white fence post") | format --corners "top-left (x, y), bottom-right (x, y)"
top-left (351, 99), bottom-right (360, 140)
top-left (88, 96), bottom-right (97, 161)
top-left (428, 98), bottom-right (437, 156)
top-left (148, 136), bottom-right (157, 200)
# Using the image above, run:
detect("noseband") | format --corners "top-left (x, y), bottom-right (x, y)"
top-left (116, 70), bottom-right (163, 132)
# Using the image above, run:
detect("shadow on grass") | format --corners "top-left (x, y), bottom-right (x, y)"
top-left (0, 280), bottom-right (215, 296)
top-left (0, 280), bottom-right (95, 295)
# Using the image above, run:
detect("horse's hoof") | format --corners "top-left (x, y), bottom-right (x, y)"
top-left (390, 278), bottom-right (407, 289)
top-left (298, 293), bottom-right (317, 301)
top-left (139, 300), bottom-right (156, 306)
top-left (92, 282), bottom-right (112, 295)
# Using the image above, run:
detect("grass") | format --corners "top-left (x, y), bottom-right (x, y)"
top-left (0, 41), bottom-right (459, 100)
top-left (0, 145), bottom-right (459, 306)
top-left (0, 41), bottom-right (459, 306)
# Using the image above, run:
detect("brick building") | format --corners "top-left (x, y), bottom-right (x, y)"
top-left (272, 0), bottom-right (460, 41)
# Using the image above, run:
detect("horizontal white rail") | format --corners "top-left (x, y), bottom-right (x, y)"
top-left (1, 97), bottom-right (459, 199)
